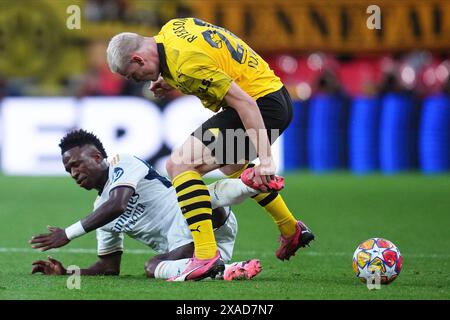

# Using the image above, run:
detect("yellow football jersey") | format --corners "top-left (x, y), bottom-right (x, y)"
top-left (153, 18), bottom-right (283, 112)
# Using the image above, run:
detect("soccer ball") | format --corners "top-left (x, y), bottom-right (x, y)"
top-left (352, 238), bottom-right (402, 284)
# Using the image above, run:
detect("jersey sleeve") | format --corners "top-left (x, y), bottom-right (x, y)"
top-left (96, 227), bottom-right (124, 256)
top-left (177, 52), bottom-right (233, 111)
top-left (108, 154), bottom-right (149, 192)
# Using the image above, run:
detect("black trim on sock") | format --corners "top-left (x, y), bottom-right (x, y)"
top-left (175, 179), bottom-right (205, 193)
top-left (258, 192), bottom-right (279, 207)
top-left (186, 214), bottom-right (212, 225)
top-left (177, 189), bottom-right (210, 202)
top-left (181, 201), bottom-right (212, 214)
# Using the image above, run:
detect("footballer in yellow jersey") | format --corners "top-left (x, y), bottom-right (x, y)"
top-left (154, 18), bottom-right (283, 112)
top-left (152, 18), bottom-right (292, 164)
top-left (107, 18), bottom-right (314, 281)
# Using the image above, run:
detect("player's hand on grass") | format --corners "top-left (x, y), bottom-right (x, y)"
top-left (31, 256), bottom-right (67, 275)
top-left (149, 76), bottom-right (174, 99)
top-left (29, 226), bottom-right (70, 251)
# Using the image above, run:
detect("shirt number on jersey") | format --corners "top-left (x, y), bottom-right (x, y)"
top-left (201, 30), bottom-right (245, 64)
top-left (194, 18), bottom-right (245, 64)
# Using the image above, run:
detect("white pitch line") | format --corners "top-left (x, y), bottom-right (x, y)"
top-left (0, 247), bottom-right (149, 255)
top-left (0, 247), bottom-right (449, 259)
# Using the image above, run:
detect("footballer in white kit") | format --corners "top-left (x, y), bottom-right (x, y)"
top-left (30, 129), bottom-right (262, 281)
top-left (95, 153), bottom-right (237, 263)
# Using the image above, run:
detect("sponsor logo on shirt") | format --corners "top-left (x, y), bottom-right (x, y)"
top-left (113, 167), bottom-right (124, 182)
top-left (112, 193), bottom-right (147, 232)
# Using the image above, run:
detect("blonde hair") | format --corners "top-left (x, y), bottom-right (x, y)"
top-left (106, 32), bottom-right (143, 73)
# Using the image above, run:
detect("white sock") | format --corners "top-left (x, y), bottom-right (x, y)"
top-left (153, 259), bottom-right (189, 279)
top-left (154, 259), bottom-right (235, 280)
top-left (208, 179), bottom-right (258, 209)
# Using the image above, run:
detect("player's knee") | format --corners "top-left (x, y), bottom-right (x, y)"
top-left (165, 158), bottom-right (176, 178)
top-left (144, 258), bottom-right (159, 278)
top-left (166, 157), bottom-right (194, 178)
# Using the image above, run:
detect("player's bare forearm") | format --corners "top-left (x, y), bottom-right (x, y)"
top-left (30, 188), bottom-right (133, 251)
top-left (224, 82), bottom-right (273, 163)
top-left (81, 187), bottom-right (134, 232)
top-left (80, 252), bottom-right (122, 276)
top-left (238, 104), bottom-right (273, 162)
top-left (224, 82), bottom-right (277, 186)
top-left (32, 252), bottom-right (121, 276)
top-left (81, 201), bottom-right (125, 233)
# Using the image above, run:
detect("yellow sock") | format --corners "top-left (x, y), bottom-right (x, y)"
top-left (252, 192), bottom-right (298, 237)
top-left (227, 163), bottom-right (297, 237)
top-left (172, 170), bottom-right (217, 259)
top-left (227, 163), bottom-right (253, 178)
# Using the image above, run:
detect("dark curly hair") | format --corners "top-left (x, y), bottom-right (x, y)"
top-left (59, 129), bottom-right (108, 158)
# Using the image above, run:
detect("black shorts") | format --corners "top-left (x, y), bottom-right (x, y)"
top-left (191, 86), bottom-right (293, 164)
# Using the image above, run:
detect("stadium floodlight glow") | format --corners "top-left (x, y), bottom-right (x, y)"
top-left (1, 97), bottom-right (77, 176)
top-left (0, 96), bottom-right (283, 176)
top-left (80, 97), bottom-right (163, 163)
top-left (278, 55), bottom-right (298, 74)
top-left (401, 65), bottom-right (416, 86)
top-left (162, 95), bottom-right (214, 150)
top-left (435, 63), bottom-right (449, 82)
top-left (307, 53), bottom-right (324, 71)
top-left (423, 68), bottom-right (436, 87)
top-left (295, 82), bottom-right (312, 101)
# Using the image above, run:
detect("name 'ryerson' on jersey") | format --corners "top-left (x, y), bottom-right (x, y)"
top-left (154, 18), bottom-right (283, 112)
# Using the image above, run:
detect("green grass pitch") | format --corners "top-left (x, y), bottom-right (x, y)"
top-left (0, 173), bottom-right (449, 300)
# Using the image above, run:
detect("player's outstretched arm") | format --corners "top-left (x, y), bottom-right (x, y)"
top-left (224, 82), bottom-right (277, 188)
top-left (31, 252), bottom-right (122, 276)
top-left (30, 187), bottom-right (134, 251)
top-left (80, 186), bottom-right (134, 233)
top-left (29, 226), bottom-right (71, 251)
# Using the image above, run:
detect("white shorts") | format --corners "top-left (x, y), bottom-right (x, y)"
top-left (214, 210), bottom-right (238, 263)
top-left (167, 209), bottom-right (238, 263)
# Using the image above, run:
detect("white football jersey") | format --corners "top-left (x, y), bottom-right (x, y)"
top-left (95, 154), bottom-right (236, 261)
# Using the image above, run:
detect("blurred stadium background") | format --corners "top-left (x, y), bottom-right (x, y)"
top-left (1, 0), bottom-right (449, 176)
top-left (0, 0), bottom-right (450, 300)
